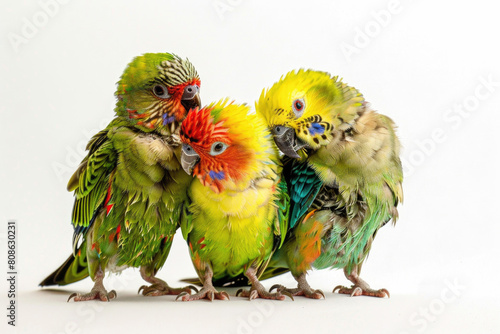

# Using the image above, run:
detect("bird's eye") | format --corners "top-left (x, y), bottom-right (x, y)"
top-left (210, 142), bottom-right (228, 156)
top-left (292, 98), bottom-right (305, 117)
top-left (182, 143), bottom-right (198, 156)
top-left (153, 84), bottom-right (170, 99)
top-left (273, 126), bottom-right (285, 136)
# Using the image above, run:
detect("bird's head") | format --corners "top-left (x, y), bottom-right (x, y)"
top-left (179, 100), bottom-right (271, 193)
top-left (256, 69), bottom-right (364, 158)
top-left (115, 53), bottom-right (201, 133)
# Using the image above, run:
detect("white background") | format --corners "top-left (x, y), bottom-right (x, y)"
top-left (1, 0), bottom-right (499, 333)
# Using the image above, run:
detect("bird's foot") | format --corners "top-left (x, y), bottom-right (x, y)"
top-left (270, 284), bottom-right (325, 299)
top-left (138, 283), bottom-right (198, 296)
top-left (68, 289), bottom-right (117, 302)
top-left (333, 285), bottom-right (390, 298)
top-left (236, 286), bottom-right (293, 301)
top-left (175, 287), bottom-right (229, 302)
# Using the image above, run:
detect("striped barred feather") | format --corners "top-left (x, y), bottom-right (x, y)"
top-left (158, 57), bottom-right (199, 87)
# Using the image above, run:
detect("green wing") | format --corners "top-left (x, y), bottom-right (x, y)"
top-left (273, 176), bottom-right (290, 249)
top-left (69, 129), bottom-right (117, 253)
top-left (179, 193), bottom-right (194, 242)
top-left (40, 127), bottom-right (118, 286)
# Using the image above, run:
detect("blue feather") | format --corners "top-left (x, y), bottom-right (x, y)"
top-left (309, 123), bottom-right (324, 136)
top-left (209, 170), bottom-right (225, 180)
top-left (162, 114), bottom-right (176, 125)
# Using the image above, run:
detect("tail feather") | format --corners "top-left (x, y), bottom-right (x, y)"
top-left (39, 243), bottom-right (89, 287)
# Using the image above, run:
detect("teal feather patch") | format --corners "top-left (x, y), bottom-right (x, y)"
top-left (283, 158), bottom-right (322, 229)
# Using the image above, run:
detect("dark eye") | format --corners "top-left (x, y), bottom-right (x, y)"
top-left (292, 98), bottom-right (305, 116)
top-left (273, 126), bottom-right (284, 136)
top-left (182, 143), bottom-right (198, 156)
top-left (210, 142), bottom-right (228, 156)
top-left (153, 84), bottom-right (170, 99)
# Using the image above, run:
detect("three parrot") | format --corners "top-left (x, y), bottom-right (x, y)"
top-left (40, 53), bottom-right (403, 302)
top-left (176, 100), bottom-right (291, 301)
top-left (256, 69), bottom-right (403, 298)
top-left (40, 53), bottom-right (202, 301)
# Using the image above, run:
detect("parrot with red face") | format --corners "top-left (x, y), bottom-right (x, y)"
top-left (177, 100), bottom-right (291, 301)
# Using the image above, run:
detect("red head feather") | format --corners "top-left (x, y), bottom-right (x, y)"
top-left (180, 106), bottom-right (228, 145)
top-left (180, 102), bottom-right (255, 193)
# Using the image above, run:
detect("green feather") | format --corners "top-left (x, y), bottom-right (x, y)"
top-left (40, 53), bottom-right (199, 288)
top-left (256, 70), bottom-right (403, 290)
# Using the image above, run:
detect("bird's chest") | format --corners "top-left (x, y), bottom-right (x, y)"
top-left (113, 132), bottom-right (186, 194)
top-left (191, 214), bottom-right (274, 279)
top-left (187, 183), bottom-right (276, 278)
top-left (98, 133), bottom-right (189, 266)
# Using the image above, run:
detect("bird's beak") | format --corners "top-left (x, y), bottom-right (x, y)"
top-left (181, 150), bottom-right (200, 175)
top-left (272, 126), bottom-right (307, 159)
top-left (181, 84), bottom-right (201, 112)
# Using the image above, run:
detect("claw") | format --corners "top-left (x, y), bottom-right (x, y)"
top-left (316, 289), bottom-right (326, 299)
top-left (175, 291), bottom-right (190, 301)
top-left (350, 287), bottom-right (362, 297)
top-left (67, 289), bottom-right (116, 302)
top-left (187, 285), bottom-right (200, 293)
top-left (281, 290), bottom-right (295, 301)
top-left (249, 290), bottom-right (259, 301)
top-left (176, 287), bottom-right (228, 302)
top-left (336, 267), bottom-right (390, 298)
top-left (333, 285), bottom-right (342, 293)
top-left (108, 290), bottom-right (117, 300)
top-left (67, 293), bottom-right (78, 302)
top-left (139, 282), bottom-right (195, 296)
top-left (220, 291), bottom-right (230, 300)
top-left (236, 288), bottom-right (243, 297)
top-left (334, 284), bottom-right (388, 298)
top-left (269, 284), bottom-right (282, 293)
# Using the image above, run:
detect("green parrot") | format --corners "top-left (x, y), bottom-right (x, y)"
top-left (256, 69), bottom-right (403, 298)
top-left (176, 100), bottom-right (291, 301)
top-left (39, 53), bottom-right (202, 301)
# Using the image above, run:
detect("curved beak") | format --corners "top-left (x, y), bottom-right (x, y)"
top-left (181, 144), bottom-right (200, 175)
top-left (272, 126), bottom-right (306, 159)
top-left (181, 84), bottom-right (201, 112)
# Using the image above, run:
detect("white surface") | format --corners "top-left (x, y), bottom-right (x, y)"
top-left (1, 0), bottom-right (499, 333)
